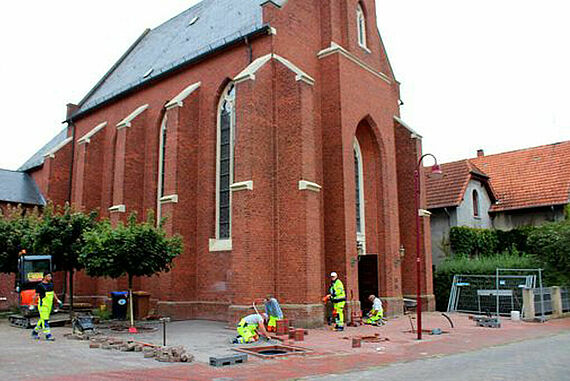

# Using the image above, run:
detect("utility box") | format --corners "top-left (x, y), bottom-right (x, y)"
top-left (110, 291), bottom-right (128, 320)
top-left (133, 291), bottom-right (151, 320)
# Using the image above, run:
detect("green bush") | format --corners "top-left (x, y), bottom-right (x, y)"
top-left (449, 226), bottom-right (498, 257)
top-left (433, 253), bottom-right (541, 311)
top-left (450, 226), bottom-right (535, 257)
top-left (495, 226), bottom-right (535, 254)
top-left (527, 221), bottom-right (570, 286)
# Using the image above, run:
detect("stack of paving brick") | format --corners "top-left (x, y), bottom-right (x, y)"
top-left (143, 345), bottom-right (194, 363)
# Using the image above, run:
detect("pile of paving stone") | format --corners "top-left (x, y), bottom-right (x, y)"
top-left (87, 336), bottom-right (193, 363)
top-left (65, 331), bottom-right (99, 341)
top-left (143, 345), bottom-right (194, 363)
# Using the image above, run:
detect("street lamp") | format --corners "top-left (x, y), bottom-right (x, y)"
top-left (414, 153), bottom-right (442, 340)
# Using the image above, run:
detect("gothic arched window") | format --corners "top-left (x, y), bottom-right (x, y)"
top-left (354, 139), bottom-right (366, 252)
top-left (216, 83), bottom-right (236, 240)
top-left (357, 3), bottom-right (367, 49)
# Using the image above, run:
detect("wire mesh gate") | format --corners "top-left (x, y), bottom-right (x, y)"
top-left (447, 274), bottom-right (535, 315)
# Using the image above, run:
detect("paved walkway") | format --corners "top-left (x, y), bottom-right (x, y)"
top-left (0, 313), bottom-right (568, 381)
top-left (304, 331), bottom-right (570, 381)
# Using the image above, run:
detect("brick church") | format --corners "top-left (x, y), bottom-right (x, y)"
top-left (15, 0), bottom-right (434, 326)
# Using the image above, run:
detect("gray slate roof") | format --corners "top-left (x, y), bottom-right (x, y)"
top-left (19, 128), bottom-right (68, 172)
top-left (75, 0), bottom-right (280, 117)
top-left (0, 169), bottom-right (46, 206)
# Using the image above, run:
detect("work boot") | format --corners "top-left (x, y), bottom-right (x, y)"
top-left (45, 334), bottom-right (55, 341)
top-left (335, 326), bottom-right (344, 331)
top-left (31, 330), bottom-right (40, 340)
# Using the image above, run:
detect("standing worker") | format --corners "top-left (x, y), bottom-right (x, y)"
top-left (232, 312), bottom-right (270, 344)
top-left (324, 272), bottom-right (346, 331)
top-left (263, 295), bottom-right (284, 333)
top-left (31, 272), bottom-right (62, 341)
top-left (364, 294), bottom-right (384, 326)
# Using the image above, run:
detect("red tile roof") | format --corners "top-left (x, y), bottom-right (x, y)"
top-left (426, 141), bottom-right (570, 212)
top-left (471, 141), bottom-right (570, 212)
top-left (425, 160), bottom-right (493, 209)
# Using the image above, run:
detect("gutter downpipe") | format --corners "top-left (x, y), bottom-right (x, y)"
top-left (65, 104), bottom-right (77, 314)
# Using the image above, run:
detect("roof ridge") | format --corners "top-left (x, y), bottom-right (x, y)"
top-left (472, 140), bottom-right (570, 160)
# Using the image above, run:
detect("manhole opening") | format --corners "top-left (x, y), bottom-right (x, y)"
top-left (259, 349), bottom-right (287, 355)
top-left (233, 345), bottom-right (310, 359)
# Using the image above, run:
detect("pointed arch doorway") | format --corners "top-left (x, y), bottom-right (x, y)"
top-left (353, 117), bottom-right (385, 313)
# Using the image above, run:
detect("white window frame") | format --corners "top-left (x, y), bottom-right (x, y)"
top-left (156, 115), bottom-right (168, 225)
top-left (214, 83), bottom-right (236, 246)
top-left (356, 3), bottom-right (367, 49)
top-left (354, 138), bottom-right (366, 254)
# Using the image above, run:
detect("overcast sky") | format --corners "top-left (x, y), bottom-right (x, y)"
top-left (0, 0), bottom-right (568, 170)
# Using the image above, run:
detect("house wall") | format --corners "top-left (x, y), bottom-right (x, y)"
top-left (491, 205), bottom-right (566, 230)
top-left (430, 208), bottom-right (454, 268)
top-left (456, 180), bottom-right (493, 228)
top-left (23, 0), bottom-right (431, 324)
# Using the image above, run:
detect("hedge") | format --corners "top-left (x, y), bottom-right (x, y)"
top-left (449, 226), bottom-right (535, 257)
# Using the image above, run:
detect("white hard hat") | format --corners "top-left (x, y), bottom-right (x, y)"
top-left (330, 272), bottom-right (337, 277)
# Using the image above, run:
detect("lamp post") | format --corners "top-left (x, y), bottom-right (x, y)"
top-left (414, 153), bottom-right (442, 340)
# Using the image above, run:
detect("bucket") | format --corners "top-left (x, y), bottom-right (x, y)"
top-left (510, 311), bottom-right (521, 321)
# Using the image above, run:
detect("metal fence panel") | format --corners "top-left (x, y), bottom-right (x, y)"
top-left (533, 288), bottom-right (553, 315)
top-left (447, 275), bottom-right (531, 315)
top-left (562, 288), bottom-right (570, 313)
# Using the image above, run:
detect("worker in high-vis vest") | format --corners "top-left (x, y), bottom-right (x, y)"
top-left (31, 272), bottom-right (62, 341)
top-left (325, 272), bottom-right (346, 331)
top-left (232, 313), bottom-right (270, 344)
top-left (364, 294), bottom-right (384, 325)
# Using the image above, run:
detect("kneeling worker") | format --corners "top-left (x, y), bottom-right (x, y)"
top-left (364, 294), bottom-right (384, 325)
top-left (233, 312), bottom-right (270, 344)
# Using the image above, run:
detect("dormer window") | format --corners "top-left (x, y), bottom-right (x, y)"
top-left (356, 3), bottom-right (367, 49)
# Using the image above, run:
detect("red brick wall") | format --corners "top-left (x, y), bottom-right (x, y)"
top-left (394, 121), bottom-right (435, 309)
top-left (0, 273), bottom-right (17, 310)
top-left (21, 0), bottom-right (432, 322)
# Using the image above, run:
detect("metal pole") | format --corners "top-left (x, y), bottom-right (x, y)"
top-left (163, 318), bottom-right (167, 346)
top-left (495, 267), bottom-right (499, 319)
top-left (538, 268), bottom-right (545, 322)
top-left (414, 168), bottom-right (422, 340)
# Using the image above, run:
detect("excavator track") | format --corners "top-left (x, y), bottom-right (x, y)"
top-left (9, 312), bottom-right (71, 329)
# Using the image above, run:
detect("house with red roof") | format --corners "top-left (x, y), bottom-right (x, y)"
top-left (426, 141), bottom-right (570, 267)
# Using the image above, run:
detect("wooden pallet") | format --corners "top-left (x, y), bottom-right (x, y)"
top-left (209, 353), bottom-right (248, 367)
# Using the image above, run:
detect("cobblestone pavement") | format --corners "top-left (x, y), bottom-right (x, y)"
top-left (1, 314), bottom-right (568, 381)
top-left (303, 332), bottom-right (570, 381)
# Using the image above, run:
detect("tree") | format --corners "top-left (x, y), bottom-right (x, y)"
top-left (80, 212), bottom-right (183, 328)
top-left (527, 220), bottom-right (570, 286)
top-left (0, 206), bottom-right (40, 274)
top-left (33, 203), bottom-right (98, 311)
